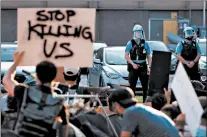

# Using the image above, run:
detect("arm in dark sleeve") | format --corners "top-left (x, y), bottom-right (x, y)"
top-left (58, 103), bottom-right (70, 137)
top-left (58, 103), bottom-right (70, 125)
top-left (14, 84), bottom-right (27, 102)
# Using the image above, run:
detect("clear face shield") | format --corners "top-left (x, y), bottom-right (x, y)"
top-left (184, 30), bottom-right (194, 39)
top-left (133, 30), bottom-right (145, 39)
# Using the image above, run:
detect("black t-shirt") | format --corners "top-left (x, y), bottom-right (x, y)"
top-left (14, 85), bottom-right (69, 137)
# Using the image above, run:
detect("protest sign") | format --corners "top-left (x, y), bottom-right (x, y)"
top-left (18, 8), bottom-right (96, 67)
top-left (171, 62), bottom-right (204, 137)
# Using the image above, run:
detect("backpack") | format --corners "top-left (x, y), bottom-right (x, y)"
top-left (14, 86), bottom-right (64, 137)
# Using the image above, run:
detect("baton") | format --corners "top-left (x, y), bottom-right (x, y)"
top-left (53, 94), bottom-right (97, 98)
top-left (22, 70), bottom-right (37, 79)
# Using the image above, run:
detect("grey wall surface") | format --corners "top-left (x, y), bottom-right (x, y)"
top-left (1, 0), bottom-right (206, 46)
top-left (1, 10), bottom-right (17, 42)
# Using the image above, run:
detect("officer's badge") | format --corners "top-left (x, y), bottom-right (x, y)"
top-left (143, 49), bottom-right (146, 53)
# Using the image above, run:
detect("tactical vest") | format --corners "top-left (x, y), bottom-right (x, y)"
top-left (14, 86), bottom-right (63, 137)
top-left (130, 39), bottom-right (147, 61)
top-left (181, 40), bottom-right (197, 61)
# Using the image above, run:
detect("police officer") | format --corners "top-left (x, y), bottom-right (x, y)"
top-left (176, 27), bottom-right (201, 80)
top-left (125, 24), bottom-right (151, 102)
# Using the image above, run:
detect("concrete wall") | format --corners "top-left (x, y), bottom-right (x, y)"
top-left (1, 1), bottom-right (206, 46)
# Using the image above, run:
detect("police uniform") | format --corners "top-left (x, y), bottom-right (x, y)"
top-left (176, 40), bottom-right (201, 80)
top-left (125, 39), bottom-right (151, 102)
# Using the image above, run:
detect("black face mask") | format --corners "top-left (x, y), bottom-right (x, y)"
top-left (186, 37), bottom-right (193, 41)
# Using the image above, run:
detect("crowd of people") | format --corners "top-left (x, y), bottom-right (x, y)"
top-left (1, 49), bottom-right (206, 137)
top-left (0, 24), bottom-right (206, 137)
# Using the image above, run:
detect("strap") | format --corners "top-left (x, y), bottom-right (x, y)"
top-left (131, 39), bottom-right (137, 49)
top-left (14, 87), bottom-right (28, 133)
top-left (181, 40), bottom-right (185, 45)
top-left (38, 93), bottom-right (48, 110)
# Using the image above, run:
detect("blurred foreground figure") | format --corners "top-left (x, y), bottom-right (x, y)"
top-left (108, 87), bottom-right (181, 137)
top-left (2, 51), bottom-right (69, 137)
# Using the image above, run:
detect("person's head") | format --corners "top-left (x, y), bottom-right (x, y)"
top-left (161, 104), bottom-right (180, 120)
top-left (108, 87), bottom-right (137, 115)
top-left (132, 24), bottom-right (145, 40)
top-left (63, 67), bottom-right (80, 85)
top-left (183, 27), bottom-right (195, 40)
top-left (36, 61), bottom-right (57, 84)
top-left (151, 93), bottom-right (167, 111)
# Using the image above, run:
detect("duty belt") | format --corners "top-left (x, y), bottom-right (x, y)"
top-left (134, 62), bottom-right (146, 67)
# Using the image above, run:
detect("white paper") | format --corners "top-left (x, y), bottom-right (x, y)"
top-left (171, 62), bottom-right (204, 137)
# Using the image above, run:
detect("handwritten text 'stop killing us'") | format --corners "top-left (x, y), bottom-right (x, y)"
top-left (18, 8), bottom-right (96, 67)
top-left (28, 10), bottom-right (93, 42)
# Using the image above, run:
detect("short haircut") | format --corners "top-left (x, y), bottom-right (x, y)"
top-left (36, 61), bottom-right (57, 84)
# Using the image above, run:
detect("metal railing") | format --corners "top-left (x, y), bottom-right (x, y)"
top-left (53, 94), bottom-right (119, 137)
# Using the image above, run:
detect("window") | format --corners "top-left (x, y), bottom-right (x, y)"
top-left (147, 41), bottom-right (168, 52)
top-left (1, 46), bottom-right (17, 62)
top-left (94, 48), bottom-right (104, 62)
top-left (105, 49), bottom-right (127, 65)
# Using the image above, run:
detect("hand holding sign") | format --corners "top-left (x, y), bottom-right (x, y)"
top-left (18, 8), bottom-right (96, 67)
top-left (13, 51), bottom-right (25, 64)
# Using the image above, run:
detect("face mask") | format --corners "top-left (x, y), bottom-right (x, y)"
top-left (196, 125), bottom-right (206, 137)
top-left (133, 31), bottom-right (143, 39)
top-left (186, 37), bottom-right (193, 41)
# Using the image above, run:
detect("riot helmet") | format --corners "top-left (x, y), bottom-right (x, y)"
top-left (133, 24), bottom-right (145, 40)
top-left (183, 27), bottom-right (195, 39)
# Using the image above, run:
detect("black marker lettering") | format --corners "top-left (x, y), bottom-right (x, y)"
top-left (48, 11), bottom-right (54, 21)
top-left (36, 10), bottom-right (49, 21)
top-left (73, 26), bottom-right (82, 37)
top-left (28, 22), bottom-right (93, 42)
top-left (28, 21), bottom-right (46, 40)
top-left (43, 39), bottom-right (57, 58)
top-left (82, 27), bottom-right (93, 42)
top-left (47, 25), bottom-right (61, 37)
top-left (66, 10), bottom-right (76, 22)
top-left (55, 43), bottom-right (73, 59)
top-left (63, 25), bottom-right (72, 36)
top-left (55, 10), bottom-right (65, 21)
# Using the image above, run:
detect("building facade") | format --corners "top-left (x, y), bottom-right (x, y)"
top-left (1, 0), bottom-right (206, 46)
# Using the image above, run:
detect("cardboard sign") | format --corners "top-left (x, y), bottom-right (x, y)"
top-left (148, 51), bottom-right (172, 96)
top-left (18, 8), bottom-right (96, 67)
top-left (171, 62), bottom-right (204, 137)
